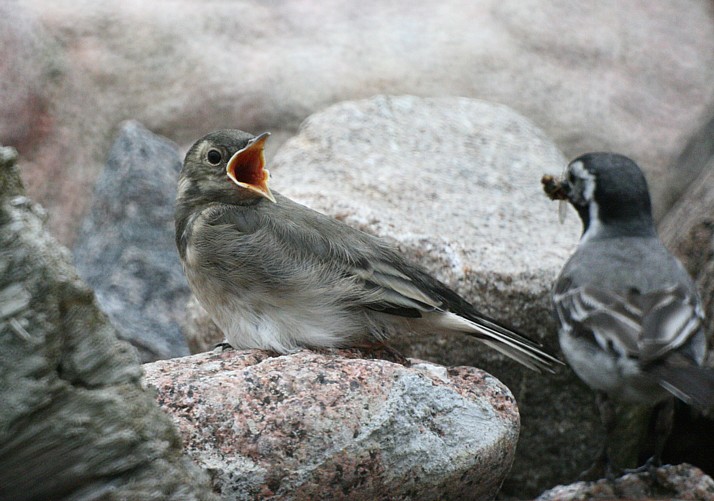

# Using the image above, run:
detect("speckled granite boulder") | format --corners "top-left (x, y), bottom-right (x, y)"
top-left (143, 349), bottom-right (520, 500)
top-left (535, 463), bottom-right (714, 501)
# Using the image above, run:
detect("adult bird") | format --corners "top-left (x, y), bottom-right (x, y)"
top-left (175, 129), bottom-right (560, 372)
top-left (543, 152), bottom-right (714, 476)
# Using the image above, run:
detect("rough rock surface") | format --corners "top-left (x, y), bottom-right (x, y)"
top-left (6, 1), bottom-right (714, 244)
top-left (73, 121), bottom-right (191, 362)
top-left (0, 146), bottom-right (215, 500)
top-left (535, 463), bottom-right (714, 501)
top-left (659, 112), bottom-right (714, 340)
top-left (657, 114), bottom-right (714, 463)
top-left (143, 349), bottom-right (520, 501)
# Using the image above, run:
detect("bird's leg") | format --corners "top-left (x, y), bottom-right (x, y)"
top-left (352, 340), bottom-right (411, 367)
top-left (579, 392), bottom-right (617, 481)
top-left (623, 397), bottom-right (673, 477)
top-left (213, 341), bottom-right (283, 360)
top-left (578, 444), bottom-right (608, 481)
top-left (651, 397), bottom-right (674, 468)
top-left (214, 340), bottom-right (234, 352)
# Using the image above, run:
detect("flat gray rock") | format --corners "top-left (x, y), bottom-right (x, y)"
top-left (272, 95), bottom-right (580, 280)
top-left (143, 349), bottom-right (520, 501)
top-left (0, 146), bottom-right (215, 501)
top-left (73, 121), bottom-right (191, 362)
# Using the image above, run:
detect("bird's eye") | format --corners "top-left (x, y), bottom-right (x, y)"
top-left (207, 149), bottom-right (222, 165)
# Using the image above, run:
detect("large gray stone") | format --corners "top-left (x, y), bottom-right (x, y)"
top-left (0, 146), bottom-right (216, 500)
top-left (73, 121), bottom-right (191, 362)
top-left (143, 349), bottom-right (520, 501)
top-left (6, 0), bottom-right (714, 244)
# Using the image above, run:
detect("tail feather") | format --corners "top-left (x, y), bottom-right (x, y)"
top-left (427, 311), bottom-right (563, 373)
top-left (479, 339), bottom-right (551, 373)
top-left (649, 364), bottom-right (714, 410)
top-left (467, 311), bottom-right (548, 348)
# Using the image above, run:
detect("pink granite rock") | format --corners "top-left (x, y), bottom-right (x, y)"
top-left (535, 463), bottom-right (714, 501)
top-left (143, 349), bottom-right (520, 500)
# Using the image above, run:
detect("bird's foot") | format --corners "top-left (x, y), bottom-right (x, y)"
top-left (577, 458), bottom-right (611, 482)
top-left (622, 456), bottom-right (660, 477)
top-left (353, 341), bottom-right (411, 367)
top-left (577, 439), bottom-right (617, 482)
top-left (213, 342), bottom-right (234, 352)
top-left (621, 456), bottom-right (665, 492)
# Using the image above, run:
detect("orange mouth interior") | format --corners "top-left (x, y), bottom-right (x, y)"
top-left (227, 146), bottom-right (267, 187)
top-left (225, 133), bottom-right (275, 202)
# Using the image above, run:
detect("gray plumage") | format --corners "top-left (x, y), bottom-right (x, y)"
top-left (175, 129), bottom-right (560, 372)
top-left (550, 153), bottom-right (713, 409)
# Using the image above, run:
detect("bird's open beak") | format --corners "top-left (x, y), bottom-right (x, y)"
top-left (226, 132), bottom-right (276, 203)
top-left (541, 174), bottom-right (569, 201)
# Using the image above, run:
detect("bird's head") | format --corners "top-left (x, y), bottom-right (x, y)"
top-left (178, 129), bottom-right (276, 207)
top-left (542, 152), bottom-right (654, 237)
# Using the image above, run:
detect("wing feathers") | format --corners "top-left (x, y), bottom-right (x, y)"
top-left (554, 284), bottom-right (703, 362)
top-left (355, 262), bottom-right (443, 311)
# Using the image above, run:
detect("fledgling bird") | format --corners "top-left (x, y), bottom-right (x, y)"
top-left (175, 129), bottom-right (561, 372)
top-left (543, 152), bottom-right (714, 476)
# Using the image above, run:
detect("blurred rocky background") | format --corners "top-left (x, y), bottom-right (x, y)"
top-left (2, 1), bottom-right (714, 499)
